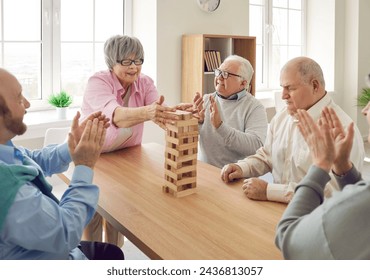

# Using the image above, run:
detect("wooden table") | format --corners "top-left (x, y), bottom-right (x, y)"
top-left (61, 143), bottom-right (286, 259)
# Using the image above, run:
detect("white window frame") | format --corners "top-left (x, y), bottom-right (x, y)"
top-left (250, 0), bottom-right (306, 92)
top-left (1, 0), bottom-right (132, 112)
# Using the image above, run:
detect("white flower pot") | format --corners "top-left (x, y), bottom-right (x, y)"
top-left (56, 107), bottom-right (68, 120)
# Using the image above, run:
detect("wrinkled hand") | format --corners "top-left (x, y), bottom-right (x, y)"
top-left (209, 95), bottom-right (222, 128)
top-left (70, 111), bottom-right (110, 145)
top-left (148, 95), bottom-right (177, 130)
top-left (242, 178), bottom-right (268, 201)
top-left (297, 108), bottom-right (335, 172)
top-left (192, 92), bottom-right (205, 124)
top-left (68, 118), bottom-right (107, 169)
top-left (175, 103), bottom-right (194, 112)
top-left (221, 163), bottom-right (243, 183)
top-left (320, 107), bottom-right (354, 175)
top-left (297, 107), bottom-right (354, 174)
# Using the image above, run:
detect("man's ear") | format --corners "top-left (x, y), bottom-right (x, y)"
top-left (0, 95), bottom-right (7, 116)
top-left (312, 79), bottom-right (320, 92)
top-left (241, 79), bottom-right (248, 89)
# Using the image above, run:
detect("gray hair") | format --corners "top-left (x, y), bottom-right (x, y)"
top-left (104, 35), bottom-right (144, 70)
top-left (283, 57), bottom-right (326, 88)
top-left (224, 55), bottom-right (254, 89)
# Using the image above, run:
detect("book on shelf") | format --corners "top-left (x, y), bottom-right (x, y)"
top-left (209, 51), bottom-right (216, 71)
top-left (204, 51), bottom-right (211, 72)
top-left (216, 51), bottom-right (221, 68)
top-left (204, 50), bottom-right (221, 72)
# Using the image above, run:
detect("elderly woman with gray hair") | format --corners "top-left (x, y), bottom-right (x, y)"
top-left (81, 34), bottom-right (177, 153)
top-left (81, 35), bottom-right (180, 248)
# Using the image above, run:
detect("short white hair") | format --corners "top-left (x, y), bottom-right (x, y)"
top-left (224, 55), bottom-right (254, 89)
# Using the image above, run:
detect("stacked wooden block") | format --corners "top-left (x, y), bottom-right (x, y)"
top-left (163, 110), bottom-right (199, 197)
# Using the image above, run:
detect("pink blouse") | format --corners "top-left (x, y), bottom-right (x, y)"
top-left (81, 70), bottom-right (159, 151)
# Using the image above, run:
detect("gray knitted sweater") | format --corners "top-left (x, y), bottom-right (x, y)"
top-left (275, 165), bottom-right (370, 259)
top-left (198, 90), bottom-right (268, 168)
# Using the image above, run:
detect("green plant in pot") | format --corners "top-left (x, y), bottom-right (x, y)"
top-left (357, 87), bottom-right (370, 107)
top-left (48, 91), bottom-right (72, 119)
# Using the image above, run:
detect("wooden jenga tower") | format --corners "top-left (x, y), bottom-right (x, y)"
top-left (163, 110), bottom-right (198, 197)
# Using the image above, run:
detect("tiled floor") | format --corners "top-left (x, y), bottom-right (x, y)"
top-left (48, 141), bottom-right (370, 260)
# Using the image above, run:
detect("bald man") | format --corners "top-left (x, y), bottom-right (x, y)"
top-left (0, 68), bottom-right (123, 259)
top-left (221, 57), bottom-right (365, 203)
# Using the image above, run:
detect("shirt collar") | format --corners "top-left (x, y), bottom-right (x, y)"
top-left (289, 92), bottom-right (331, 123)
top-left (216, 89), bottom-right (247, 101)
top-left (6, 140), bottom-right (14, 147)
top-left (0, 141), bottom-right (23, 164)
top-left (306, 92), bottom-right (331, 119)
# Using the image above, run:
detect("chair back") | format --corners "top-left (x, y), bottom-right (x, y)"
top-left (43, 127), bottom-right (70, 147)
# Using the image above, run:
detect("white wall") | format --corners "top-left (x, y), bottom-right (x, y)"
top-left (341, 0), bottom-right (360, 123)
top-left (132, 0), bottom-right (157, 84)
top-left (356, 0), bottom-right (370, 135)
top-left (339, 0), bottom-right (370, 137)
top-left (132, 0), bottom-right (249, 106)
top-left (306, 0), bottom-right (335, 92)
top-left (289, 0), bottom-right (370, 138)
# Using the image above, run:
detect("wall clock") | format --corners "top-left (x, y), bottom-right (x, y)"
top-left (197, 0), bottom-right (221, 13)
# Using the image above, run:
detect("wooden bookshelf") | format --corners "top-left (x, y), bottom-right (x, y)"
top-left (181, 34), bottom-right (256, 102)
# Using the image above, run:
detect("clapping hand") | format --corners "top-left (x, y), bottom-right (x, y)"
top-left (68, 116), bottom-right (108, 169)
top-left (297, 107), bottom-right (353, 175)
top-left (209, 95), bottom-right (222, 128)
top-left (192, 92), bottom-right (205, 123)
top-left (321, 107), bottom-right (354, 175)
top-left (70, 111), bottom-right (110, 145)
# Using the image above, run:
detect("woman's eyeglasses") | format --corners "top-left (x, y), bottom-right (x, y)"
top-left (117, 58), bottom-right (144, 66)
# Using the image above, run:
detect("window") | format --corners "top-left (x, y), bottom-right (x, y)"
top-left (0, 0), bottom-right (126, 110)
top-left (0, 0), bottom-right (42, 101)
top-left (249, 0), bottom-right (305, 91)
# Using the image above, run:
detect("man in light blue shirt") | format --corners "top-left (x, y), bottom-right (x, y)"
top-left (0, 68), bottom-right (123, 260)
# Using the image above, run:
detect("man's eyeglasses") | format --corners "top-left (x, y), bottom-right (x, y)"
top-left (214, 69), bottom-right (243, 79)
top-left (116, 58), bottom-right (144, 66)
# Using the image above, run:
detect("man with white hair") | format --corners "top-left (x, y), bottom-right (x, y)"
top-left (193, 55), bottom-right (268, 168)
